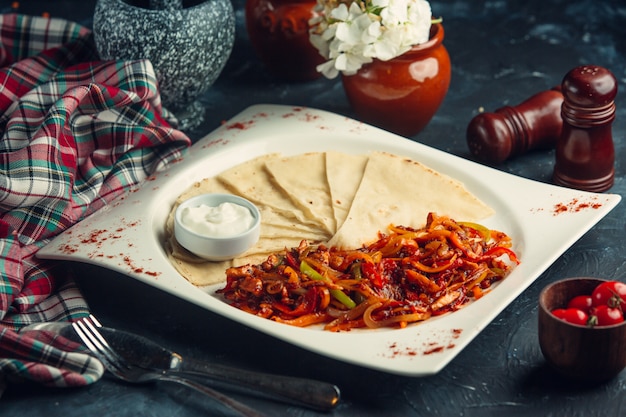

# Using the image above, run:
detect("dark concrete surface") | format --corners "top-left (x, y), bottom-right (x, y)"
top-left (2, 0), bottom-right (625, 416)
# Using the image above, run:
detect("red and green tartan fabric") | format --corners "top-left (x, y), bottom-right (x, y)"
top-left (0, 14), bottom-right (191, 391)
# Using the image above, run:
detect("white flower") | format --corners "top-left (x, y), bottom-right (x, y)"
top-left (309, 0), bottom-right (434, 78)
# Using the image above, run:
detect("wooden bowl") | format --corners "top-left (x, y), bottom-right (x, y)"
top-left (538, 277), bottom-right (626, 383)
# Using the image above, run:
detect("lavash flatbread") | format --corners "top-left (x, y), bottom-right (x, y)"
top-left (165, 151), bottom-right (494, 287)
top-left (217, 154), bottom-right (326, 231)
top-left (265, 152), bottom-right (336, 234)
top-left (328, 152), bottom-right (494, 248)
top-left (325, 152), bottom-right (368, 230)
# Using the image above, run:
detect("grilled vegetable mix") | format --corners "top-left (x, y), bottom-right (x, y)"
top-left (217, 213), bottom-right (520, 331)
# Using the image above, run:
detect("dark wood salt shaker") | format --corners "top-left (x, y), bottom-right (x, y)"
top-left (553, 65), bottom-right (617, 192)
top-left (466, 88), bottom-right (563, 164)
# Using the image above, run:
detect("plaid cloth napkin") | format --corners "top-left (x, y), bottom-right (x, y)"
top-left (0, 14), bottom-right (191, 392)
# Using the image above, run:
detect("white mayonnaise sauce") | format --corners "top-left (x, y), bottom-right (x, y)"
top-left (181, 202), bottom-right (255, 238)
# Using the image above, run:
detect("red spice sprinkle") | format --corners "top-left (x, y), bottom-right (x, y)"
top-left (552, 197), bottom-right (604, 215)
top-left (202, 138), bottom-right (230, 149)
top-left (302, 112), bottom-right (319, 122)
top-left (123, 256), bottom-right (144, 273)
top-left (80, 229), bottom-right (108, 245)
top-left (120, 255), bottom-right (160, 276)
top-left (60, 244), bottom-right (78, 254)
top-left (225, 120), bottom-right (254, 130)
top-left (385, 328), bottom-right (464, 358)
top-left (423, 346), bottom-right (445, 355)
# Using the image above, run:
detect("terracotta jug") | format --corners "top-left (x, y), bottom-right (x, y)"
top-left (341, 23), bottom-right (451, 137)
top-left (245, 0), bottom-right (325, 81)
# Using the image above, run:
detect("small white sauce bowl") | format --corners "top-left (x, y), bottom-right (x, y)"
top-left (174, 193), bottom-right (261, 261)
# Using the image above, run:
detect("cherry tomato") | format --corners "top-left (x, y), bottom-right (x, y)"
top-left (552, 308), bottom-right (589, 325)
top-left (567, 295), bottom-right (593, 313)
top-left (591, 281), bottom-right (626, 310)
top-left (592, 305), bottom-right (625, 326)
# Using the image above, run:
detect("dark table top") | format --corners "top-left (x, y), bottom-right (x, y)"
top-left (3, 0), bottom-right (626, 416)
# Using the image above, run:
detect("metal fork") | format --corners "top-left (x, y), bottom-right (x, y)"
top-left (72, 316), bottom-right (267, 417)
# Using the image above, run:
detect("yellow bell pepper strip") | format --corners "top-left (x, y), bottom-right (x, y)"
top-left (458, 221), bottom-right (491, 241)
top-left (300, 260), bottom-right (356, 309)
top-left (406, 254), bottom-right (458, 274)
top-left (273, 312), bottom-right (330, 327)
top-left (405, 269), bottom-right (442, 293)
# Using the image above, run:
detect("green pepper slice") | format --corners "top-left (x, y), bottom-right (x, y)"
top-left (300, 260), bottom-right (356, 309)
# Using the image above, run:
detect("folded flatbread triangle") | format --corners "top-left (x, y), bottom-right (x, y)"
top-left (325, 151), bottom-right (368, 230)
top-left (328, 151), bottom-right (494, 249)
top-left (264, 152), bottom-right (336, 235)
top-left (217, 154), bottom-right (327, 232)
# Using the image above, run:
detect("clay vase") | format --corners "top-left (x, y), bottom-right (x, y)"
top-left (341, 23), bottom-right (451, 137)
top-left (93, 0), bottom-right (235, 130)
top-left (245, 0), bottom-right (325, 81)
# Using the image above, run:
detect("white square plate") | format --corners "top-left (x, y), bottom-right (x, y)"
top-left (38, 104), bottom-right (621, 376)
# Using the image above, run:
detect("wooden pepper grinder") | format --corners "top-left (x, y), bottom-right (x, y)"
top-left (553, 65), bottom-right (617, 192)
top-left (466, 87), bottom-right (564, 164)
